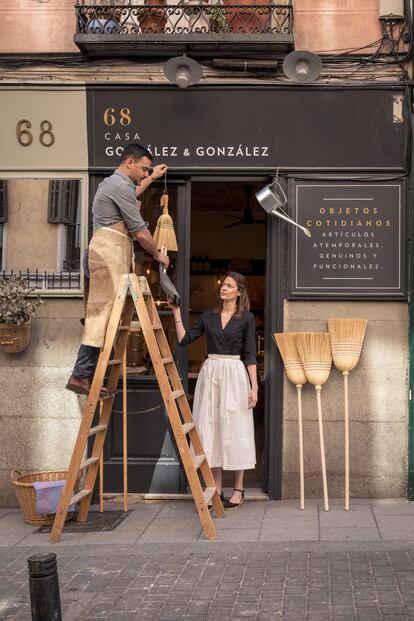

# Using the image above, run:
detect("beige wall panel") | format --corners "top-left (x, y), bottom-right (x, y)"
top-left (6, 179), bottom-right (58, 272)
top-left (294, 0), bottom-right (383, 54)
top-left (0, 1), bottom-right (77, 53)
top-left (0, 89), bottom-right (88, 171)
top-left (281, 300), bottom-right (408, 498)
top-left (0, 367), bottom-right (83, 508)
top-left (0, 299), bottom-right (83, 368)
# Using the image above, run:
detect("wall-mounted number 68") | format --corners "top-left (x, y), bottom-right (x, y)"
top-left (16, 119), bottom-right (55, 147)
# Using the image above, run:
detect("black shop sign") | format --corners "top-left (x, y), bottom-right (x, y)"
top-left (288, 180), bottom-right (407, 299)
top-left (87, 86), bottom-right (408, 170)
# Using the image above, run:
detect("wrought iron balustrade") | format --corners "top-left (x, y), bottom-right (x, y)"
top-left (75, 2), bottom-right (293, 36)
top-left (1, 270), bottom-right (81, 291)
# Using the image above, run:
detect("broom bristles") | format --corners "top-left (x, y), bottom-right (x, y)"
top-left (153, 213), bottom-right (178, 251)
top-left (295, 332), bottom-right (332, 386)
top-left (273, 333), bottom-right (307, 386)
top-left (327, 318), bottom-right (367, 372)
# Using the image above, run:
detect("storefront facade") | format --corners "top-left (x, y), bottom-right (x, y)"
top-left (0, 77), bottom-right (410, 504)
top-left (0, 0), bottom-right (411, 506)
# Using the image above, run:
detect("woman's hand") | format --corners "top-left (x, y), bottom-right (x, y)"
top-left (248, 387), bottom-right (258, 409)
top-left (166, 295), bottom-right (179, 310)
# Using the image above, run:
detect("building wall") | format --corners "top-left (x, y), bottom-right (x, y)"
top-left (6, 179), bottom-right (58, 273)
top-left (0, 0), bottom-right (77, 54)
top-left (282, 300), bottom-right (408, 498)
top-left (0, 299), bottom-right (84, 506)
top-left (294, 0), bottom-right (383, 54)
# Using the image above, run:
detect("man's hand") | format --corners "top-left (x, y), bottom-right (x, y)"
top-left (158, 251), bottom-right (169, 270)
top-left (152, 164), bottom-right (168, 180)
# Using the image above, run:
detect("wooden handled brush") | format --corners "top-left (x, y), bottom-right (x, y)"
top-left (153, 191), bottom-right (178, 252)
top-left (327, 318), bottom-right (367, 511)
top-left (273, 332), bottom-right (307, 510)
top-left (295, 333), bottom-right (332, 512)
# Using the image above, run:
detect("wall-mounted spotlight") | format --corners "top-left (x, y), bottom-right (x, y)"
top-left (164, 56), bottom-right (203, 88)
top-left (283, 50), bottom-right (322, 83)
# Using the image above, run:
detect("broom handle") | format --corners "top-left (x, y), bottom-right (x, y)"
top-left (343, 371), bottom-right (349, 511)
top-left (315, 385), bottom-right (329, 512)
top-left (123, 349), bottom-right (128, 513)
top-left (297, 385), bottom-right (305, 510)
top-left (99, 400), bottom-right (104, 513)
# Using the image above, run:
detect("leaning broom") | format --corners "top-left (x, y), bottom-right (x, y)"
top-left (273, 333), bottom-right (307, 510)
top-left (327, 318), bottom-right (367, 511)
top-left (295, 333), bottom-right (332, 512)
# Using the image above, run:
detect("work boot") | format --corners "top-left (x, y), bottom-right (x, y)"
top-left (65, 374), bottom-right (116, 399)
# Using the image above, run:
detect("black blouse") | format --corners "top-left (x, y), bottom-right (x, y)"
top-left (179, 308), bottom-right (257, 366)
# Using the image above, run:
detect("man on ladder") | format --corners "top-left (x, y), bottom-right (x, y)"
top-left (66, 143), bottom-right (169, 398)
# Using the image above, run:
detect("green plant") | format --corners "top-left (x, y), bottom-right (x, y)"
top-left (209, 5), bottom-right (230, 32)
top-left (0, 275), bottom-right (43, 325)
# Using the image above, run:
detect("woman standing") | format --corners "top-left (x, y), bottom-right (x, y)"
top-left (168, 272), bottom-right (257, 510)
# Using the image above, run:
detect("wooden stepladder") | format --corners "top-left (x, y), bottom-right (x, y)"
top-left (50, 273), bottom-right (224, 544)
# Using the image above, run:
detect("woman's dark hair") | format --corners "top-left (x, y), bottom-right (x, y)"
top-left (213, 271), bottom-right (250, 319)
top-left (120, 143), bottom-right (153, 163)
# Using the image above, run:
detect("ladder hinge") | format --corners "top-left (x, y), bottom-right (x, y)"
top-left (119, 277), bottom-right (137, 302)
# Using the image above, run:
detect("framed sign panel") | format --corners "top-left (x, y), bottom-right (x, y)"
top-left (288, 178), bottom-right (407, 299)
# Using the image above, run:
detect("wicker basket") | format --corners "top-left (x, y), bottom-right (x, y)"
top-left (0, 320), bottom-right (30, 353)
top-left (11, 469), bottom-right (79, 526)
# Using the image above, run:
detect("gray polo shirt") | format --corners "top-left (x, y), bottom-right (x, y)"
top-left (92, 169), bottom-right (148, 235)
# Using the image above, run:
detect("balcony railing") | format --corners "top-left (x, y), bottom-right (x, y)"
top-left (74, 2), bottom-right (293, 56)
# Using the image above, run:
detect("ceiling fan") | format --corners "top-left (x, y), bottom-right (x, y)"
top-left (220, 185), bottom-right (266, 229)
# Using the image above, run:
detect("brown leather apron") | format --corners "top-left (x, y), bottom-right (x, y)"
top-left (82, 222), bottom-right (133, 348)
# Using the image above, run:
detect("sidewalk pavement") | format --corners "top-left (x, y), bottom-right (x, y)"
top-left (2, 497), bottom-right (414, 620)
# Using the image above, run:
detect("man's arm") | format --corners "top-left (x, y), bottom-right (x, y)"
top-left (134, 228), bottom-right (169, 269)
top-left (136, 164), bottom-right (168, 198)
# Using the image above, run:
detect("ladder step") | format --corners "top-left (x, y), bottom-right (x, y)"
top-left (70, 489), bottom-right (92, 505)
top-left (107, 359), bottom-right (122, 366)
top-left (161, 357), bottom-right (174, 365)
top-left (152, 324), bottom-right (163, 330)
top-left (203, 487), bottom-right (217, 505)
top-left (117, 326), bottom-right (130, 331)
top-left (192, 454), bottom-right (206, 470)
top-left (88, 424), bottom-right (107, 437)
top-left (182, 422), bottom-right (195, 435)
top-left (172, 390), bottom-right (185, 400)
top-left (80, 456), bottom-right (100, 470)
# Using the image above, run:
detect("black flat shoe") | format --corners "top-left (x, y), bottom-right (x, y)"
top-left (223, 488), bottom-right (245, 510)
top-left (208, 491), bottom-right (225, 511)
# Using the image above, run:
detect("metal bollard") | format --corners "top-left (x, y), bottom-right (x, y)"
top-left (28, 552), bottom-right (62, 621)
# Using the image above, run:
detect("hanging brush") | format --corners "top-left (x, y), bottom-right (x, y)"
top-left (153, 173), bottom-right (178, 252)
top-left (273, 332), bottom-right (307, 510)
top-left (327, 318), bottom-right (367, 511)
top-left (295, 332), bottom-right (332, 512)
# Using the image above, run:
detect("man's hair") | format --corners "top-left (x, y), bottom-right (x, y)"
top-left (120, 143), bottom-right (153, 163)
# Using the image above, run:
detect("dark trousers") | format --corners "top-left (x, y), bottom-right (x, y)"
top-left (73, 344), bottom-right (101, 378)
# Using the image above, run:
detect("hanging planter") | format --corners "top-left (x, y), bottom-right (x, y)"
top-left (0, 275), bottom-right (42, 354)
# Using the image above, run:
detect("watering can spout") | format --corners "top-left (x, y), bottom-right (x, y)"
top-left (255, 184), bottom-right (311, 238)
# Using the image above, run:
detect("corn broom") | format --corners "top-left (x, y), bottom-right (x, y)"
top-left (153, 192), bottom-right (178, 252)
top-left (295, 333), bottom-right (332, 512)
top-left (273, 333), bottom-right (307, 510)
top-left (327, 318), bottom-right (367, 511)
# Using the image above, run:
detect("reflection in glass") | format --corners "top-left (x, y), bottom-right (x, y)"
top-left (0, 178), bottom-right (81, 290)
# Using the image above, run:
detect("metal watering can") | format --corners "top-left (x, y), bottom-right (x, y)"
top-left (255, 181), bottom-right (311, 238)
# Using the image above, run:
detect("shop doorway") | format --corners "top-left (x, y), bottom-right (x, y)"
top-left (188, 181), bottom-right (266, 490)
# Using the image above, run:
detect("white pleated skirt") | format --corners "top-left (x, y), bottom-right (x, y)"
top-left (192, 354), bottom-right (256, 471)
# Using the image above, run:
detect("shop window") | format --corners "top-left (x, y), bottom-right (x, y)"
top-left (125, 183), bottom-right (178, 376)
top-left (1, 178), bottom-right (83, 292)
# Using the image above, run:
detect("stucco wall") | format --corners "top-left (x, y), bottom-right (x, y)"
top-left (282, 300), bottom-right (408, 500)
top-left (0, 298), bottom-right (84, 507)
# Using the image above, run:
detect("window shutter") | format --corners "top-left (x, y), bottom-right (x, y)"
top-left (48, 180), bottom-right (78, 224)
top-left (48, 180), bottom-right (61, 223)
top-left (0, 181), bottom-right (8, 224)
top-left (62, 181), bottom-right (79, 224)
